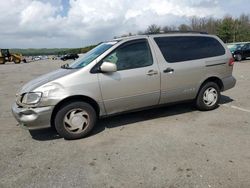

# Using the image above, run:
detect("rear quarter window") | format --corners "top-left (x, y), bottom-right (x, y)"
top-left (154, 36), bottom-right (225, 63)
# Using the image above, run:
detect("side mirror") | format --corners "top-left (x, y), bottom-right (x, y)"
top-left (100, 62), bottom-right (117, 73)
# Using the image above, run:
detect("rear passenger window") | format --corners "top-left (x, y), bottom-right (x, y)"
top-left (103, 39), bottom-right (153, 71)
top-left (154, 36), bottom-right (225, 63)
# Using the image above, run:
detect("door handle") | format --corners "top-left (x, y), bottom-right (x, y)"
top-left (163, 67), bottom-right (174, 74)
top-left (147, 70), bottom-right (158, 76)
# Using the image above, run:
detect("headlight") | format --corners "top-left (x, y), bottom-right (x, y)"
top-left (21, 92), bottom-right (42, 105)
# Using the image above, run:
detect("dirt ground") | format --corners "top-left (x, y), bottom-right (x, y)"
top-left (0, 59), bottom-right (250, 188)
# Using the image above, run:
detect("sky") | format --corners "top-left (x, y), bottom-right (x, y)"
top-left (0, 0), bottom-right (249, 48)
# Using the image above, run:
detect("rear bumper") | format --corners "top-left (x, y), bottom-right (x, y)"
top-left (222, 76), bottom-right (236, 91)
top-left (11, 103), bottom-right (53, 130)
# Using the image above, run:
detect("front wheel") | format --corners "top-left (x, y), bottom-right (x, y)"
top-left (196, 82), bottom-right (220, 111)
top-left (14, 58), bottom-right (21, 64)
top-left (235, 54), bottom-right (242, 61)
top-left (54, 101), bottom-right (97, 140)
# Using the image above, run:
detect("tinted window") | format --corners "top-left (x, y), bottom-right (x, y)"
top-left (154, 36), bottom-right (225, 63)
top-left (103, 39), bottom-right (153, 71)
top-left (244, 44), bottom-right (250, 50)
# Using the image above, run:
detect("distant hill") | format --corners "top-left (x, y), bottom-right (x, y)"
top-left (10, 45), bottom-right (97, 56)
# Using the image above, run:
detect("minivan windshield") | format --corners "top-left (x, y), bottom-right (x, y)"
top-left (63, 41), bottom-right (117, 69)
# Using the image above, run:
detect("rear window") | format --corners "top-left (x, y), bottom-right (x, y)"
top-left (154, 36), bottom-right (225, 63)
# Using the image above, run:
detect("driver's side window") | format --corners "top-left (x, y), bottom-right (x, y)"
top-left (103, 39), bottom-right (153, 71)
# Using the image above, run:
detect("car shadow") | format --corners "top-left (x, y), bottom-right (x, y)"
top-left (29, 95), bottom-right (234, 141)
top-left (220, 95), bottom-right (234, 104)
top-left (91, 102), bottom-right (195, 136)
top-left (29, 128), bottom-right (61, 141)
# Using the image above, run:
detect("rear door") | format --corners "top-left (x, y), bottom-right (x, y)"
top-left (150, 35), bottom-right (226, 104)
top-left (98, 39), bottom-right (161, 114)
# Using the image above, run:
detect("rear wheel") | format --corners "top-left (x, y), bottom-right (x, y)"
top-left (0, 58), bottom-right (5, 64)
top-left (54, 101), bottom-right (97, 140)
top-left (196, 82), bottom-right (220, 111)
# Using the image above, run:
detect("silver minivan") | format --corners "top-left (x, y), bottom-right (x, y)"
top-left (12, 33), bottom-right (236, 139)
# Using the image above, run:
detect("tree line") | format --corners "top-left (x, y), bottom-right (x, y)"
top-left (126, 14), bottom-right (250, 43)
top-left (10, 45), bottom-right (97, 56)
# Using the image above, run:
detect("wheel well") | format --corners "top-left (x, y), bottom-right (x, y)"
top-left (200, 77), bottom-right (224, 91)
top-left (50, 95), bottom-right (100, 128)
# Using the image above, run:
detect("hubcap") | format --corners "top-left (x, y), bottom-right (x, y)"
top-left (203, 87), bottom-right (218, 107)
top-left (63, 108), bottom-right (89, 134)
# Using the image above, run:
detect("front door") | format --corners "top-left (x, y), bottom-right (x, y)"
top-left (98, 39), bottom-right (161, 115)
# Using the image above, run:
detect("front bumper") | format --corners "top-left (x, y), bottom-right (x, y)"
top-left (11, 103), bottom-right (54, 130)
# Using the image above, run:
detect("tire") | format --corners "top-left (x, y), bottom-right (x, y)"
top-left (196, 82), bottom-right (221, 111)
top-left (0, 58), bottom-right (5, 64)
top-left (54, 101), bottom-right (97, 140)
top-left (14, 61), bottom-right (20, 64)
top-left (235, 54), bottom-right (242, 61)
top-left (14, 60), bottom-right (21, 64)
top-left (0, 61), bottom-right (5, 64)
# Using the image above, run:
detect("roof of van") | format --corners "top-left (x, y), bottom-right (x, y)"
top-left (113, 31), bottom-right (210, 41)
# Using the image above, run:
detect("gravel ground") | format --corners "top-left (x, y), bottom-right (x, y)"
top-left (0, 60), bottom-right (250, 188)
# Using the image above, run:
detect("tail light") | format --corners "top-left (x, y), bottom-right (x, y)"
top-left (229, 57), bottom-right (234, 66)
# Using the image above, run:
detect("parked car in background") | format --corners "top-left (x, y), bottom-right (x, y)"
top-left (61, 54), bottom-right (79, 61)
top-left (12, 33), bottom-right (236, 140)
top-left (42, 56), bottom-right (49, 60)
top-left (227, 42), bottom-right (250, 61)
top-left (31, 56), bottom-right (42, 61)
top-left (48, 56), bottom-right (58, 60)
top-left (227, 43), bottom-right (245, 53)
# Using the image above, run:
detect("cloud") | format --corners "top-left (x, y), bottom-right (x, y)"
top-left (20, 1), bottom-right (60, 25)
top-left (0, 0), bottom-right (248, 48)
